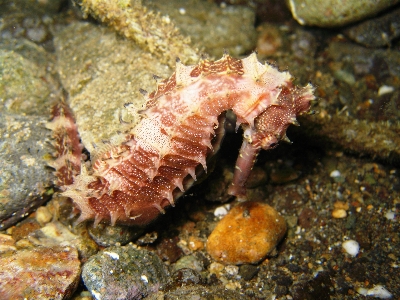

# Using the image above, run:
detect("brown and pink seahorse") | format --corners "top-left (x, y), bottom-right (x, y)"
top-left (47, 53), bottom-right (315, 226)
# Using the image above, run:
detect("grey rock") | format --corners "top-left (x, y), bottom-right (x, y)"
top-left (0, 113), bottom-right (54, 230)
top-left (82, 244), bottom-right (169, 300)
top-left (0, 39), bottom-right (59, 116)
top-left (286, 0), bottom-right (400, 27)
top-left (88, 223), bottom-right (144, 247)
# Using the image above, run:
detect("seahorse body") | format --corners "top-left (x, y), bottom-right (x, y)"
top-left (49, 53), bottom-right (315, 226)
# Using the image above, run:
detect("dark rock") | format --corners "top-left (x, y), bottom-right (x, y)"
top-left (88, 223), bottom-right (144, 247)
top-left (82, 244), bottom-right (169, 300)
top-left (239, 264), bottom-right (259, 281)
top-left (156, 236), bottom-right (183, 263)
top-left (171, 268), bottom-right (203, 286)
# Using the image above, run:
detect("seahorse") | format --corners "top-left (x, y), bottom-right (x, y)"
top-left (48, 53), bottom-right (315, 226)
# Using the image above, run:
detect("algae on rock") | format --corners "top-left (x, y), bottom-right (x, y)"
top-left (77, 0), bottom-right (200, 67)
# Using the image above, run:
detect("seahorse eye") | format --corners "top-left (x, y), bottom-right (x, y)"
top-left (260, 135), bottom-right (279, 150)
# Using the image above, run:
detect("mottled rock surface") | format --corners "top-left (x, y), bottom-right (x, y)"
top-left (144, 0), bottom-right (257, 57)
top-left (0, 39), bottom-right (58, 115)
top-left (0, 246), bottom-right (80, 299)
top-left (0, 32), bottom-right (60, 230)
top-left (82, 244), bottom-right (169, 300)
top-left (54, 21), bottom-right (172, 154)
top-left (0, 114), bottom-right (54, 230)
top-left (206, 202), bottom-right (287, 265)
top-left (344, 6), bottom-right (400, 47)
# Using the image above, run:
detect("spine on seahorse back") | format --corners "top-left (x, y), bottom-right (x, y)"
top-left (51, 53), bottom-right (315, 226)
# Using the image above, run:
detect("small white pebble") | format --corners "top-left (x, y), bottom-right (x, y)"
top-left (385, 211), bottom-right (395, 220)
top-left (178, 7), bottom-right (186, 15)
top-left (378, 85), bottom-right (394, 96)
top-left (225, 265), bottom-right (239, 276)
top-left (342, 240), bottom-right (360, 257)
top-left (141, 275), bottom-right (148, 284)
top-left (330, 170), bottom-right (341, 177)
top-left (104, 251), bottom-right (119, 260)
top-left (357, 287), bottom-right (368, 296)
top-left (366, 285), bottom-right (393, 299)
top-left (214, 204), bottom-right (230, 217)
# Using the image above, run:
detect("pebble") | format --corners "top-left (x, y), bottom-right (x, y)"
top-left (0, 246), bottom-right (80, 299)
top-left (332, 208), bottom-right (347, 219)
top-left (385, 211), bottom-right (395, 220)
top-left (378, 85), bottom-right (395, 96)
top-left (172, 254), bottom-right (204, 273)
top-left (88, 223), bottom-right (144, 247)
top-left (366, 285), bottom-right (393, 299)
top-left (209, 261), bottom-right (225, 275)
top-left (156, 237), bottom-right (183, 263)
top-left (27, 221), bottom-right (98, 260)
top-left (206, 202), bottom-right (287, 265)
top-left (357, 285), bottom-right (393, 299)
top-left (171, 268), bottom-right (203, 286)
top-left (342, 240), bottom-right (360, 257)
top-left (35, 206), bottom-right (53, 225)
top-left (0, 233), bottom-right (17, 253)
top-left (214, 204), bottom-right (230, 217)
top-left (225, 265), bottom-right (239, 276)
top-left (239, 264), bottom-right (260, 281)
top-left (188, 236), bottom-right (204, 251)
top-left (82, 244), bottom-right (169, 300)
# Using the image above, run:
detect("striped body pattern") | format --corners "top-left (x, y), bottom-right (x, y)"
top-left (49, 53), bottom-right (315, 226)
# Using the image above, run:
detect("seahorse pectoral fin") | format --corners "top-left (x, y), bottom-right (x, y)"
top-left (227, 138), bottom-right (260, 200)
